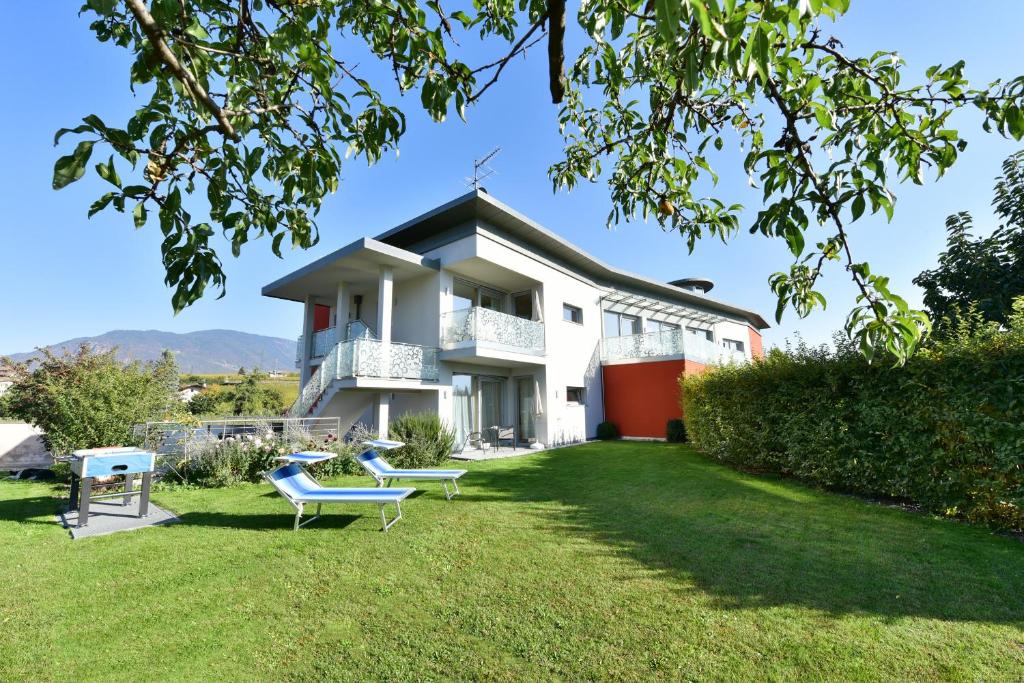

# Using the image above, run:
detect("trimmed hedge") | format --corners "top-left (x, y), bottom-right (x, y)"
top-left (596, 421), bottom-right (620, 440)
top-left (682, 325), bottom-right (1024, 532)
top-left (666, 419), bottom-right (687, 443)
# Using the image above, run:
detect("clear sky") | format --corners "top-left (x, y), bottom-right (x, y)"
top-left (2, 3), bottom-right (1023, 355)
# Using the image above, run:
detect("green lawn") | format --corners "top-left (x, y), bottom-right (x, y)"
top-left (2, 442), bottom-right (1022, 681)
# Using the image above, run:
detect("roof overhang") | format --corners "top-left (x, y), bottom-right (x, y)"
top-left (262, 237), bottom-right (439, 303)
top-left (376, 191), bottom-right (770, 330)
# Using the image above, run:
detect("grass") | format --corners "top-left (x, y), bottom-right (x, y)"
top-left (185, 373), bottom-right (300, 412)
top-left (1, 441), bottom-right (1022, 681)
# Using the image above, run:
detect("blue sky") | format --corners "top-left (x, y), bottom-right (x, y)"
top-left (2, 3), bottom-right (1023, 355)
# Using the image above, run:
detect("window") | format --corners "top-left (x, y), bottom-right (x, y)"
top-left (563, 304), bottom-right (583, 324)
top-left (454, 278), bottom-right (506, 312)
top-left (512, 291), bottom-right (533, 320)
top-left (722, 338), bottom-right (745, 353)
top-left (565, 386), bottom-right (585, 405)
top-left (603, 310), bottom-right (640, 336)
top-left (686, 326), bottom-right (714, 342)
top-left (645, 319), bottom-right (680, 334)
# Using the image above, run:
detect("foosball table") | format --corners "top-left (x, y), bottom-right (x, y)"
top-left (68, 447), bottom-right (157, 528)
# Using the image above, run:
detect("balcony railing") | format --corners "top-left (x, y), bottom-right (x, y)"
top-left (601, 329), bottom-right (747, 365)
top-left (440, 307), bottom-right (545, 355)
top-left (295, 328), bottom-right (339, 363)
top-left (290, 338), bottom-right (439, 416)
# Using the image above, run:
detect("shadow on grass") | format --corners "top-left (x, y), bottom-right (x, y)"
top-left (174, 510), bottom-right (362, 531)
top-left (468, 442), bottom-right (1024, 625)
top-left (0, 491), bottom-right (66, 525)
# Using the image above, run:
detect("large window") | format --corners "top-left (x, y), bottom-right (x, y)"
top-left (603, 310), bottom-right (640, 337)
top-left (686, 326), bottom-right (714, 342)
top-left (722, 338), bottom-right (745, 353)
top-left (454, 279), bottom-right (505, 312)
top-left (563, 303), bottom-right (583, 324)
top-left (645, 319), bottom-right (680, 334)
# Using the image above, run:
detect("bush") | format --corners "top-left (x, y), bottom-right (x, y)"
top-left (387, 412), bottom-right (456, 468)
top-left (682, 308), bottom-right (1024, 532)
top-left (172, 426), bottom-right (367, 486)
top-left (2, 345), bottom-right (179, 455)
top-left (666, 418), bottom-right (687, 443)
top-left (596, 421), bottom-right (619, 440)
top-left (186, 391), bottom-right (222, 416)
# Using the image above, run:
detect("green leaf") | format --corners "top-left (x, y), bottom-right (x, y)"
top-left (851, 194), bottom-right (865, 221)
top-left (95, 155), bottom-right (122, 188)
top-left (53, 141), bottom-right (95, 190)
top-left (654, 0), bottom-right (681, 40)
top-left (133, 202), bottom-right (148, 228)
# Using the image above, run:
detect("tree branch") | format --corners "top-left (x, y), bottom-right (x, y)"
top-left (124, 0), bottom-right (240, 141)
top-left (547, 0), bottom-right (567, 104)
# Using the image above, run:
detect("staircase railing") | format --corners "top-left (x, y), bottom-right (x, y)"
top-left (288, 337), bottom-right (440, 416)
top-left (289, 341), bottom-right (341, 417)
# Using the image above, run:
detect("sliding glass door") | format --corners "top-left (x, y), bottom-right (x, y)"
top-left (451, 373), bottom-right (507, 447)
top-left (516, 377), bottom-right (536, 444)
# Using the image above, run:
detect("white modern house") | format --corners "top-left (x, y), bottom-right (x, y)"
top-left (262, 191), bottom-right (768, 447)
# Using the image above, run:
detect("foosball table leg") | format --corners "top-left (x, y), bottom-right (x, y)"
top-left (78, 477), bottom-right (93, 528)
top-left (123, 473), bottom-right (134, 507)
top-left (139, 471), bottom-right (152, 518)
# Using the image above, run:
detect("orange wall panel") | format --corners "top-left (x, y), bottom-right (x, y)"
top-left (748, 327), bottom-right (764, 358)
top-left (602, 360), bottom-right (696, 438)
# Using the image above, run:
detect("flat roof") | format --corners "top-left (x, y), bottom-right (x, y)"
top-left (375, 190), bottom-right (770, 329)
top-left (261, 237), bottom-right (439, 302)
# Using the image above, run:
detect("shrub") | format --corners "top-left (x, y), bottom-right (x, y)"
top-left (596, 421), bottom-right (619, 440)
top-left (387, 412), bottom-right (456, 468)
top-left (666, 418), bottom-right (687, 443)
top-left (682, 308), bottom-right (1024, 532)
top-left (186, 391), bottom-right (222, 416)
top-left (2, 345), bottom-right (179, 455)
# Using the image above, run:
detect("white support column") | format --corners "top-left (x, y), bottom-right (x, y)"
top-left (299, 295), bottom-right (316, 387)
top-left (376, 392), bottom-right (391, 439)
top-left (335, 281), bottom-right (350, 341)
top-left (378, 265), bottom-right (394, 379)
top-left (377, 266), bottom-right (393, 343)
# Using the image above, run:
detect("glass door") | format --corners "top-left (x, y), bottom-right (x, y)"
top-left (480, 379), bottom-right (503, 434)
top-left (452, 374), bottom-right (473, 448)
top-left (516, 377), bottom-right (536, 444)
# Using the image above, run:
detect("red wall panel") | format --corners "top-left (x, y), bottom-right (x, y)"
top-left (602, 359), bottom-right (704, 438)
top-left (313, 304), bottom-right (331, 332)
top-left (748, 327), bottom-right (764, 358)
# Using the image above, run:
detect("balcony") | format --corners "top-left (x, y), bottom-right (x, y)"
top-left (291, 338), bottom-right (439, 416)
top-left (440, 307), bottom-right (545, 357)
top-left (601, 329), bottom-right (747, 365)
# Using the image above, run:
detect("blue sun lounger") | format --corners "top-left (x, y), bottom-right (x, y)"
top-left (356, 440), bottom-right (467, 501)
top-left (265, 453), bottom-right (414, 532)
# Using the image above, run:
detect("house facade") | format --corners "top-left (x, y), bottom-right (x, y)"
top-left (262, 191), bottom-right (768, 446)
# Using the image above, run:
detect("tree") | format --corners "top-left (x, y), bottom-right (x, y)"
top-left (1, 345), bottom-right (180, 454)
top-left (224, 369), bottom-right (284, 415)
top-left (914, 151), bottom-right (1024, 335)
top-left (56, 1), bottom-right (1024, 361)
top-left (186, 390), bottom-right (222, 415)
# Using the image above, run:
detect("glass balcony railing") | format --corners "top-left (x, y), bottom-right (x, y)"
top-left (290, 338), bottom-right (439, 416)
top-left (295, 328), bottom-right (339, 363)
top-left (440, 307), bottom-right (545, 355)
top-left (601, 329), bottom-right (747, 365)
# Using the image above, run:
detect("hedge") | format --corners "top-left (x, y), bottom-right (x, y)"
top-left (681, 323), bottom-right (1024, 532)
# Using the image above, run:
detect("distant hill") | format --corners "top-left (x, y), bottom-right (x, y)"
top-left (4, 329), bottom-right (296, 374)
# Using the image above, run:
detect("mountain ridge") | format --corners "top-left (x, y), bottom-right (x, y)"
top-left (3, 329), bottom-right (296, 374)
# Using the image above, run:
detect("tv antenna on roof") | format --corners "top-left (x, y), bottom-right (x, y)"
top-left (466, 147), bottom-right (501, 190)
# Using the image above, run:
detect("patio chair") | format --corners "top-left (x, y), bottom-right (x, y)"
top-left (494, 426), bottom-right (516, 451)
top-left (264, 460), bottom-right (414, 532)
top-left (356, 445), bottom-right (467, 501)
top-left (457, 431), bottom-right (490, 456)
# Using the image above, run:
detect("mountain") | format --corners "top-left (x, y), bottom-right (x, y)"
top-left (4, 329), bottom-right (296, 374)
